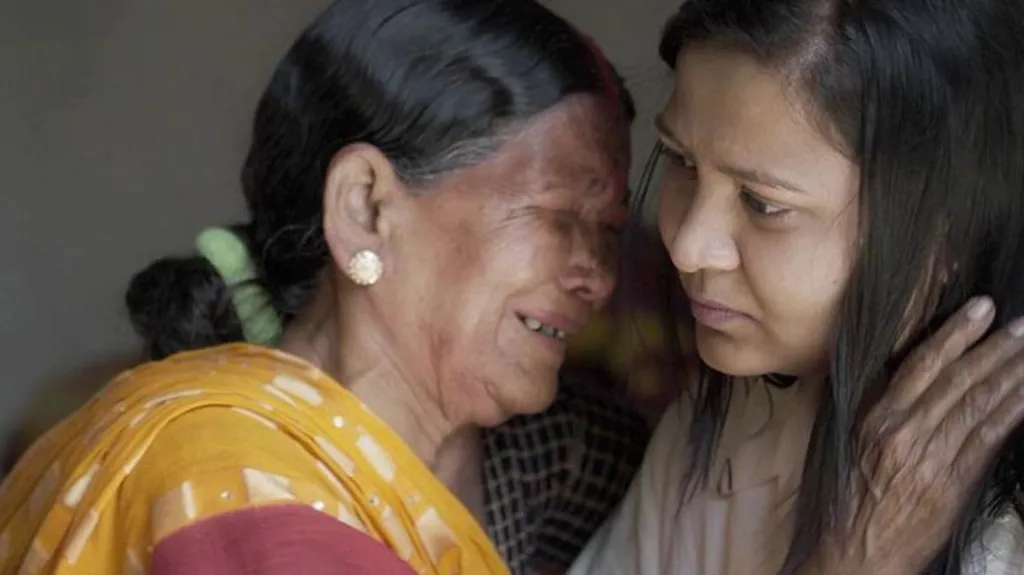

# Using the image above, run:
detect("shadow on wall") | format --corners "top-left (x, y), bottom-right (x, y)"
top-left (2, 352), bottom-right (141, 475)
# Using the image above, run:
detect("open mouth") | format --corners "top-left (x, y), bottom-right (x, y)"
top-left (515, 313), bottom-right (567, 341)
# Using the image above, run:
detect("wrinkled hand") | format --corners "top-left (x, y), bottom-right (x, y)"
top-left (808, 297), bottom-right (1024, 575)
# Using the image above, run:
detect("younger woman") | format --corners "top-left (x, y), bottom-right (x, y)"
top-left (572, 0), bottom-right (1024, 572)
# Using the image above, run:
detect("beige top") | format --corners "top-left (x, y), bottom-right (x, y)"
top-left (569, 380), bottom-right (1024, 575)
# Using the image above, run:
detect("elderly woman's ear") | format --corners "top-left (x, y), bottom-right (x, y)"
top-left (322, 144), bottom-right (404, 269)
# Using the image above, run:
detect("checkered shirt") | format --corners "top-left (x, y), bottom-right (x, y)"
top-left (483, 370), bottom-right (651, 574)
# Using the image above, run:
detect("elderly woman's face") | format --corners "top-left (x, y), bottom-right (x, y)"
top-left (388, 95), bottom-right (629, 425)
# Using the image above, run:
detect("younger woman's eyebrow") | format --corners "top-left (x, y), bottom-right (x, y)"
top-left (653, 113), bottom-right (809, 195)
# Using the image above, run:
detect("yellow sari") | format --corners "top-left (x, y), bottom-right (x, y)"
top-left (0, 344), bottom-right (508, 575)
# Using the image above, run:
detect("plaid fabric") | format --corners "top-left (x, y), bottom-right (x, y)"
top-left (483, 369), bottom-right (651, 574)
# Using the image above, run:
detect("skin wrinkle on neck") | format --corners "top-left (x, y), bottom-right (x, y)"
top-left (279, 274), bottom-right (461, 470)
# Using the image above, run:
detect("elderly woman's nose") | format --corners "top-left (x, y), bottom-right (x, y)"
top-left (560, 226), bottom-right (618, 304)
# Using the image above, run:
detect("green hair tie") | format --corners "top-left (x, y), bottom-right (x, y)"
top-left (195, 227), bottom-right (283, 346)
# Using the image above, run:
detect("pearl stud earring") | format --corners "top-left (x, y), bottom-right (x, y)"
top-left (345, 250), bottom-right (383, 286)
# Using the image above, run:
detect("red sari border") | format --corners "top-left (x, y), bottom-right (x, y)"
top-left (151, 503), bottom-right (417, 575)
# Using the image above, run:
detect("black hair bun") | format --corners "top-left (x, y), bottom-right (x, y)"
top-left (125, 256), bottom-right (245, 360)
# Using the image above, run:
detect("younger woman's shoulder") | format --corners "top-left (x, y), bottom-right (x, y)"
top-left (638, 378), bottom-right (817, 494)
top-left (627, 395), bottom-right (693, 491)
top-left (966, 510), bottom-right (1024, 574)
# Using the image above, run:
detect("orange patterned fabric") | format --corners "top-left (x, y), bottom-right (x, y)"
top-left (0, 344), bottom-right (508, 575)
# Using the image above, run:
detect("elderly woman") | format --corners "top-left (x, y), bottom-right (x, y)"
top-left (570, 0), bottom-right (1024, 573)
top-left (0, 0), bottom-right (633, 573)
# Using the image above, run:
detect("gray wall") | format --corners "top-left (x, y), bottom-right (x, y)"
top-left (0, 0), bottom-right (677, 433)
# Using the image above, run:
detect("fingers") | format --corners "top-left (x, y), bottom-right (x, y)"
top-left (915, 315), bottom-right (1024, 431)
top-left (885, 297), bottom-right (996, 413)
top-left (949, 331), bottom-right (1024, 481)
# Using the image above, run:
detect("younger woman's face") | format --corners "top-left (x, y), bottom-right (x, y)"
top-left (656, 46), bottom-right (860, 378)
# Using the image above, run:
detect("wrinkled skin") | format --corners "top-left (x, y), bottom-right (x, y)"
top-left (803, 299), bottom-right (1024, 574)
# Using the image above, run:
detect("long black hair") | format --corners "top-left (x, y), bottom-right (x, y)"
top-left (125, 0), bottom-right (634, 361)
top-left (637, 0), bottom-right (1024, 572)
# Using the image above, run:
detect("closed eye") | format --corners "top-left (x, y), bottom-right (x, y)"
top-left (596, 222), bottom-right (622, 238)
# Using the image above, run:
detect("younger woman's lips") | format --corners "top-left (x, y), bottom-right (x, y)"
top-left (689, 298), bottom-right (747, 328)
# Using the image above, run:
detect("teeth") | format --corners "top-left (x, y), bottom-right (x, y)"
top-left (519, 315), bottom-right (567, 340)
